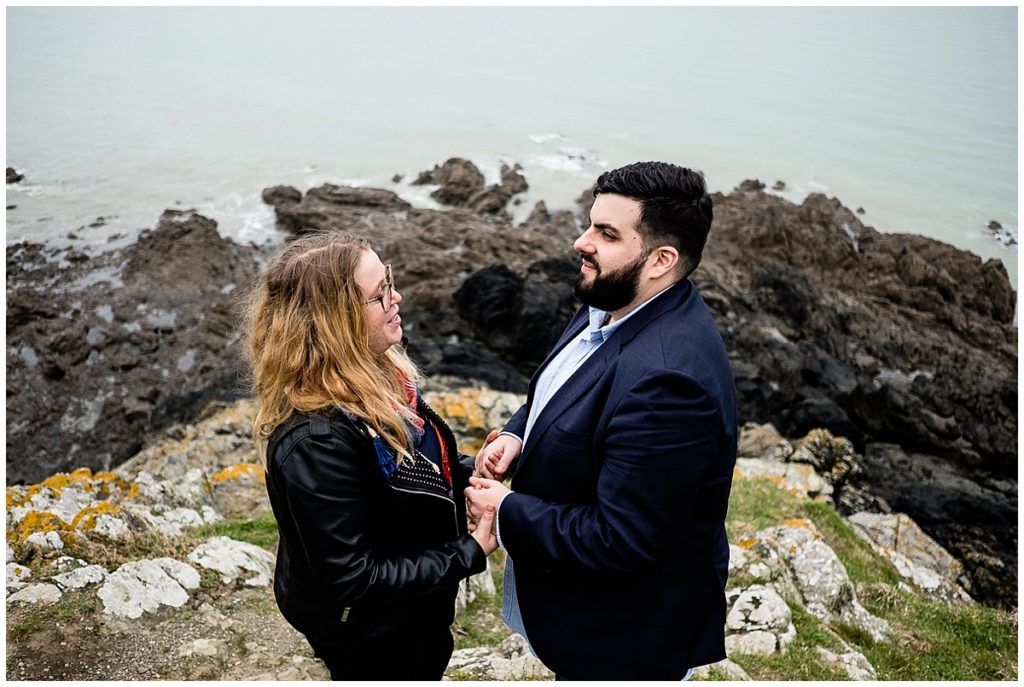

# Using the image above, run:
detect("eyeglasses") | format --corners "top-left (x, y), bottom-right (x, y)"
top-left (364, 264), bottom-right (394, 312)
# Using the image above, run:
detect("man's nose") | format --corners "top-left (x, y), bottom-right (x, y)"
top-left (573, 227), bottom-right (595, 254)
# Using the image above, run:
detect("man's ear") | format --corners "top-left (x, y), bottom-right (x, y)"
top-left (648, 246), bottom-right (680, 278)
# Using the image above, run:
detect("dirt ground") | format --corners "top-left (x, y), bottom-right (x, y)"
top-left (6, 584), bottom-right (329, 681)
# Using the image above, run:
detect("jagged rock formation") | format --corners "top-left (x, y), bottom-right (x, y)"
top-left (6, 210), bottom-right (259, 485)
top-left (5, 160), bottom-right (1016, 608)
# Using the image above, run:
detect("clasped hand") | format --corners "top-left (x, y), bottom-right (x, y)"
top-left (465, 429), bottom-right (519, 555)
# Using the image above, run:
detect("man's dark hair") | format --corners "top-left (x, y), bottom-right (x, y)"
top-left (594, 161), bottom-right (713, 277)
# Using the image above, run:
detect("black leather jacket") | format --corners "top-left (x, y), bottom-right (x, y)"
top-left (264, 399), bottom-right (485, 643)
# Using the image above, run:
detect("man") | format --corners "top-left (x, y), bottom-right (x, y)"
top-left (465, 161), bottom-right (737, 680)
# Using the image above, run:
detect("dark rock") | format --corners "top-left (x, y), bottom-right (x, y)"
top-left (575, 184), bottom-right (596, 221)
top-left (985, 221), bottom-right (1017, 248)
top-left (261, 185), bottom-right (302, 207)
top-left (7, 204), bottom-right (16, 210)
top-left (856, 207), bottom-right (865, 214)
top-left (6, 210), bottom-right (260, 485)
top-left (500, 163), bottom-right (529, 195)
top-left (855, 443), bottom-right (1017, 608)
top-left (7, 166), bottom-right (24, 184)
top-left (467, 186), bottom-right (512, 215)
top-left (392, 174), bottom-right (403, 183)
top-left (737, 179), bottom-right (766, 192)
top-left (411, 158), bottom-right (486, 206)
top-left (773, 180), bottom-right (786, 191)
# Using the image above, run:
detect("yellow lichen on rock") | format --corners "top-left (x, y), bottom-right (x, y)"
top-left (738, 536), bottom-right (759, 549)
top-left (210, 463), bottom-right (265, 484)
top-left (71, 501), bottom-right (124, 530)
top-left (14, 511), bottom-right (73, 543)
top-left (7, 486), bottom-right (29, 509)
top-left (27, 469), bottom-right (98, 500)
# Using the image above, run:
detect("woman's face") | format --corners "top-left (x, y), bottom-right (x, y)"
top-left (354, 249), bottom-right (404, 356)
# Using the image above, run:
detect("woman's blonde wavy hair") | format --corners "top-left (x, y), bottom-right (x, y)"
top-left (244, 230), bottom-right (420, 464)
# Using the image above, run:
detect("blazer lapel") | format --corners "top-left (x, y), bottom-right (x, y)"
top-left (516, 280), bottom-right (694, 469)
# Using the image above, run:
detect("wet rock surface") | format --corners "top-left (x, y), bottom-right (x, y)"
top-left (7, 210), bottom-right (261, 485)
top-left (6, 162), bottom-right (1016, 608)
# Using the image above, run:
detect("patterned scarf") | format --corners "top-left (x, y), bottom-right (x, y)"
top-left (372, 371), bottom-right (450, 484)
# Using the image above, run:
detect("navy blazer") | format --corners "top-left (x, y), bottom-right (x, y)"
top-left (499, 279), bottom-right (737, 680)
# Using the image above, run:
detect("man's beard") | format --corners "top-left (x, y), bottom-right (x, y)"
top-left (574, 251), bottom-right (648, 312)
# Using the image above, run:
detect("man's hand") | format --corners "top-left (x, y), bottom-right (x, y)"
top-left (473, 432), bottom-right (521, 482)
top-left (464, 476), bottom-right (510, 537)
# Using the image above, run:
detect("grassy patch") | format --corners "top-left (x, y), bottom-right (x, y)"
top-left (8, 595), bottom-right (97, 640)
top-left (857, 584), bottom-right (1018, 680)
top-left (191, 510), bottom-right (279, 551)
top-left (725, 478), bottom-right (806, 538)
top-left (724, 476), bottom-right (1018, 681)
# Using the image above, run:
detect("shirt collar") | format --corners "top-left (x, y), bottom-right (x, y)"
top-left (584, 282), bottom-right (679, 343)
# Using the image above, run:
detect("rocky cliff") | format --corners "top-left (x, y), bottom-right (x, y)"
top-left (5, 158), bottom-right (1016, 608)
top-left (9, 388), bottom-right (1011, 681)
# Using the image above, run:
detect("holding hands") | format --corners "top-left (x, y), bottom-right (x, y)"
top-left (465, 428), bottom-right (517, 556)
top-left (473, 430), bottom-right (521, 481)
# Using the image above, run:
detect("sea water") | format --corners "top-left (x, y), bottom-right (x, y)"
top-left (6, 6), bottom-right (1018, 290)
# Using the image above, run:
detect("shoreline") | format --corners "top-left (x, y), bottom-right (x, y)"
top-left (4, 160), bottom-right (1019, 295)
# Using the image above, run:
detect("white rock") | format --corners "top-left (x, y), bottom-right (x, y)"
top-left (97, 558), bottom-right (200, 619)
top-left (16, 484), bottom-right (96, 524)
top-left (726, 584), bottom-right (792, 634)
top-left (728, 544), bottom-right (747, 575)
top-left (187, 536), bottom-right (275, 586)
top-left (734, 458), bottom-right (832, 499)
top-left (692, 657), bottom-right (751, 680)
top-left (177, 637), bottom-right (228, 658)
top-left (91, 514), bottom-right (130, 539)
top-left (53, 564), bottom-right (108, 591)
top-left (5, 541), bottom-right (14, 563)
top-left (817, 646), bottom-right (877, 680)
top-left (725, 629), bottom-right (780, 655)
top-left (7, 562), bottom-right (32, 594)
top-left (724, 583), bottom-right (795, 656)
top-left (54, 556), bottom-right (89, 570)
top-left (7, 583), bottom-right (62, 605)
top-left (26, 530), bottom-right (64, 551)
top-left (446, 646), bottom-right (552, 681)
top-left (848, 511), bottom-right (971, 604)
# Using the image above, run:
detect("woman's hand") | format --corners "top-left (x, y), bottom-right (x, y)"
top-left (470, 503), bottom-right (498, 556)
top-left (474, 432), bottom-right (521, 482)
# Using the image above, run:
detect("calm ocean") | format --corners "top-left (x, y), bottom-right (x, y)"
top-left (6, 6), bottom-right (1018, 290)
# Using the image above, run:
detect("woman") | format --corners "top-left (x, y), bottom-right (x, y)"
top-left (244, 230), bottom-right (497, 680)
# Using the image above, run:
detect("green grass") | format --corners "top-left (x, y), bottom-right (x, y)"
top-left (8, 595), bottom-right (96, 640)
top-left (453, 550), bottom-right (508, 650)
top-left (191, 510), bottom-right (280, 551)
top-left (722, 476), bottom-right (1018, 681)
